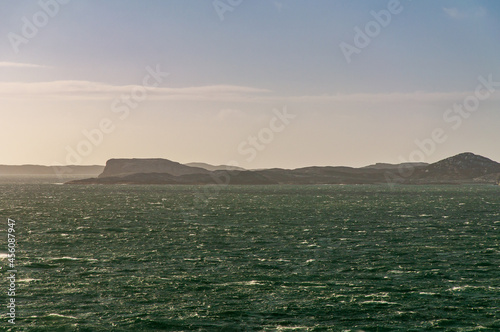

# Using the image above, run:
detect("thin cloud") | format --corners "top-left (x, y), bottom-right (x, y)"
top-left (0, 80), bottom-right (271, 101)
top-left (475, 7), bottom-right (486, 18)
top-left (275, 91), bottom-right (484, 103)
top-left (0, 62), bottom-right (49, 69)
top-left (0, 80), bottom-right (498, 104)
top-left (443, 7), bottom-right (463, 19)
top-left (272, 1), bottom-right (284, 12)
top-left (443, 7), bottom-right (486, 19)
top-left (217, 109), bottom-right (248, 121)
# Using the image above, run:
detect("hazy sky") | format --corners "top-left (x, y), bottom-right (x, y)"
top-left (1, 0), bottom-right (499, 168)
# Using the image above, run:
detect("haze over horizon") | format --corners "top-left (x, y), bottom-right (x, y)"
top-left (1, 0), bottom-right (499, 169)
top-left (0, 151), bottom-right (500, 171)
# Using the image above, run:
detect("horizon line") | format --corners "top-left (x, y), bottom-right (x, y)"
top-left (0, 152), bottom-right (495, 170)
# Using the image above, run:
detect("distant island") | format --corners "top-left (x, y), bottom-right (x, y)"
top-left (0, 165), bottom-right (104, 176)
top-left (65, 153), bottom-right (500, 185)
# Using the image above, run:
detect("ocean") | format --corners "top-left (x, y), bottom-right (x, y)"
top-left (0, 177), bottom-right (499, 331)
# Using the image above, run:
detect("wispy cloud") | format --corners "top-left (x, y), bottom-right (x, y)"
top-left (443, 7), bottom-right (462, 19)
top-left (475, 7), bottom-right (487, 18)
top-left (272, 1), bottom-right (284, 12)
top-left (443, 6), bottom-right (486, 19)
top-left (0, 80), bottom-right (271, 101)
top-left (0, 62), bottom-right (49, 69)
top-left (217, 109), bottom-right (248, 121)
top-left (276, 91), bottom-right (493, 103)
top-left (0, 80), bottom-right (498, 104)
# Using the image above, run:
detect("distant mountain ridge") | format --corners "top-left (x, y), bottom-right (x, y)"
top-left (98, 158), bottom-right (210, 178)
top-left (362, 162), bottom-right (428, 170)
top-left (410, 153), bottom-right (500, 184)
top-left (185, 162), bottom-right (245, 171)
top-left (66, 153), bottom-right (500, 185)
top-left (0, 165), bottom-right (104, 175)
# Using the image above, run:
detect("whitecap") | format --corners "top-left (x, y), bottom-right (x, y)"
top-left (419, 292), bottom-right (436, 295)
top-left (365, 292), bottom-right (389, 298)
top-left (218, 280), bottom-right (262, 287)
top-left (388, 270), bottom-right (404, 274)
top-left (360, 300), bottom-right (398, 305)
top-left (47, 313), bottom-right (78, 319)
top-left (275, 326), bottom-right (313, 331)
top-left (449, 285), bottom-right (470, 291)
top-left (18, 278), bottom-right (40, 283)
top-left (47, 257), bottom-right (97, 262)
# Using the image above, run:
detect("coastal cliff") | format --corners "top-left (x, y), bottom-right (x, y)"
top-left (98, 158), bottom-right (210, 178)
top-left (66, 153), bottom-right (500, 185)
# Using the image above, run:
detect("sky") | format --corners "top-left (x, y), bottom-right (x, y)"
top-left (1, 0), bottom-right (499, 169)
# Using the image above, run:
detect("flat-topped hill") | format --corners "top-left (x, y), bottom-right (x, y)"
top-left (66, 153), bottom-right (500, 185)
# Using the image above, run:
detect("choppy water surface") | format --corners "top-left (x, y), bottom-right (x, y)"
top-left (0, 180), bottom-right (499, 330)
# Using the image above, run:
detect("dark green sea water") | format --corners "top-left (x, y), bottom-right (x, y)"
top-left (0, 178), bottom-right (499, 331)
